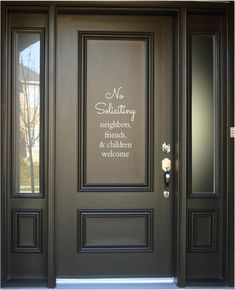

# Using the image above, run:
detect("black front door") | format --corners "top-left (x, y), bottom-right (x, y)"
top-left (1, 2), bottom-right (234, 288)
top-left (55, 13), bottom-right (175, 278)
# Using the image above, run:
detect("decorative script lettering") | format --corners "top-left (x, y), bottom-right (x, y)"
top-left (94, 87), bottom-right (136, 158)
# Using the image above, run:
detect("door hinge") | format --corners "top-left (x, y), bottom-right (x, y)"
top-left (230, 127), bottom-right (235, 138)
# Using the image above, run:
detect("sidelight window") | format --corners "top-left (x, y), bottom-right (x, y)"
top-left (13, 31), bottom-right (44, 196)
top-left (190, 33), bottom-right (218, 195)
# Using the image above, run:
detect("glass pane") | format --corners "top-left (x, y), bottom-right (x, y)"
top-left (191, 34), bottom-right (215, 193)
top-left (15, 32), bottom-right (41, 194)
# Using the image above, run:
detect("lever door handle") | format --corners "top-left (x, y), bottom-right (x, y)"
top-left (164, 171), bottom-right (170, 189)
top-left (163, 171), bottom-right (170, 199)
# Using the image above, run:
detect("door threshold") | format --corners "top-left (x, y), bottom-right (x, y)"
top-left (56, 278), bottom-right (176, 289)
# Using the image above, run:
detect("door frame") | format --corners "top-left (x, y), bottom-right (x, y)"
top-left (1, 1), bottom-right (234, 288)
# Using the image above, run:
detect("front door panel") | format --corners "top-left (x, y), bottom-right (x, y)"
top-left (56, 14), bottom-right (174, 277)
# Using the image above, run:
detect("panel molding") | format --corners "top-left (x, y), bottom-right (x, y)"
top-left (12, 209), bottom-right (42, 253)
top-left (188, 209), bottom-right (218, 253)
top-left (78, 31), bottom-right (154, 192)
top-left (78, 209), bottom-right (153, 253)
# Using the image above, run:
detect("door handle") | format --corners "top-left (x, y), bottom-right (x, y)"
top-left (164, 171), bottom-right (170, 190)
top-left (162, 158), bottom-right (171, 199)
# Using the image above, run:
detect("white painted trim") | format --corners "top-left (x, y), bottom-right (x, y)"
top-left (56, 278), bottom-right (175, 284)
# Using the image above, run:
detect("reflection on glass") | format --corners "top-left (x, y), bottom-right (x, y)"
top-left (191, 34), bottom-right (215, 193)
top-left (15, 33), bottom-right (40, 194)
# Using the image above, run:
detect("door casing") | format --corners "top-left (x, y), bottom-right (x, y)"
top-left (0, 1), bottom-right (234, 288)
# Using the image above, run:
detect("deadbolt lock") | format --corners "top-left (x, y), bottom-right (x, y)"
top-left (162, 142), bottom-right (171, 153)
